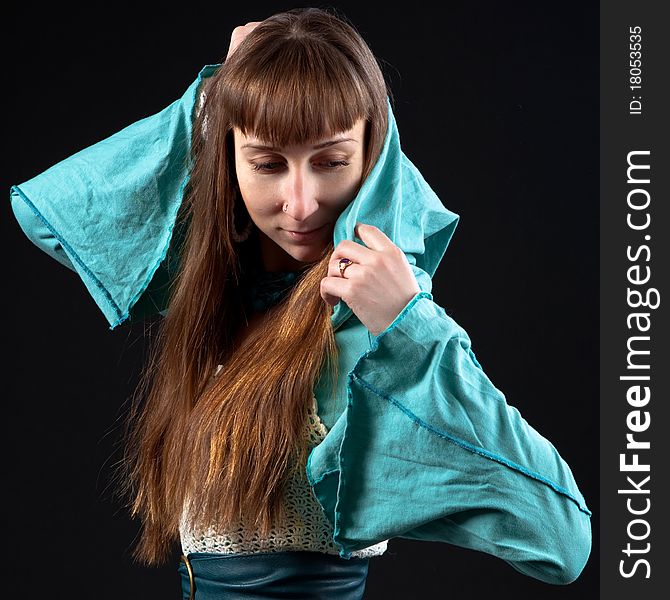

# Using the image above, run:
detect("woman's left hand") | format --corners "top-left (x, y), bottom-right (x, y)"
top-left (320, 222), bottom-right (422, 336)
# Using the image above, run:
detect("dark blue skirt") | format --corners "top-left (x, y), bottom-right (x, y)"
top-left (178, 551), bottom-right (370, 599)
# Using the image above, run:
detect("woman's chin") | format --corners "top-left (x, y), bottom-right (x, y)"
top-left (258, 229), bottom-right (328, 271)
top-left (286, 244), bottom-right (326, 265)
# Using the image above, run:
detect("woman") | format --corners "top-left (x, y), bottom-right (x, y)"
top-left (9, 7), bottom-right (592, 599)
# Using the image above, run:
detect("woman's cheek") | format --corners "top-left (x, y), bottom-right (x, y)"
top-left (238, 182), bottom-right (277, 218)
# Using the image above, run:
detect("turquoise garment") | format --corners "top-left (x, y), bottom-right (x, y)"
top-left (10, 64), bottom-right (592, 585)
top-left (178, 552), bottom-right (369, 599)
top-left (9, 66), bottom-right (217, 328)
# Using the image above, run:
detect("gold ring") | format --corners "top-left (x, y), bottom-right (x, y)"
top-left (180, 554), bottom-right (195, 600)
top-left (338, 258), bottom-right (353, 278)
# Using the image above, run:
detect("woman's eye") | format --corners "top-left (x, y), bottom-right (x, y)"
top-left (251, 162), bottom-right (283, 172)
top-left (319, 160), bottom-right (350, 169)
top-left (250, 159), bottom-right (350, 173)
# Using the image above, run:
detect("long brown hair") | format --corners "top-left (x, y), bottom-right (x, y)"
top-left (115, 7), bottom-right (390, 566)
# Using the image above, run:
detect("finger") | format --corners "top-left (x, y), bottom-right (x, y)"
top-left (326, 257), bottom-right (364, 280)
top-left (354, 222), bottom-right (395, 252)
top-left (228, 22), bottom-right (262, 58)
top-left (330, 239), bottom-right (375, 267)
top-left (234, 22), bottom-right (261, 34)
top-left (320, 274), bottom-right (353, 306)
top-left (320, 285), bottom-right (340, 307)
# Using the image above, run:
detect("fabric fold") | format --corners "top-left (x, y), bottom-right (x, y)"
top-left (9, 64), bottom-right (221, 328)
top-left (307, 290), bottom-right (592, 584)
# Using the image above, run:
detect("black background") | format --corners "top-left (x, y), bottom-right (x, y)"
top-left (6, 2), bottom-right (598, 598)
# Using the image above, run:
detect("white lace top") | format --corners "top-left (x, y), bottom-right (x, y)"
top-left (179, 369), bottom-right (388, 558)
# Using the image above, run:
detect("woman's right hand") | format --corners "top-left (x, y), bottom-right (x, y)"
top-left (226, 22), bottom-right (263, 60)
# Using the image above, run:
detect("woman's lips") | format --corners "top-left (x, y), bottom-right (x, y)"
top-left (284, 223), bottom-right (328, 243)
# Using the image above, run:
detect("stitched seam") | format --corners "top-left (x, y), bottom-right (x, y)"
top-left (334, 378), bottom-right (356, 559)
top-left (10, 184), bottom-right (123, 321)
top-left (351, 371), bottom-right (592, 517)
top-left (372, 291), bottom-right (433, 346)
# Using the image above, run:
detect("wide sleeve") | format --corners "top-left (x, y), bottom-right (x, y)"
top-left (8, 63), bottom-right (220, 329)
top-left (310, 291), bottom-right (592, 584)
top-left (10, 185), bottom-right (177, 323)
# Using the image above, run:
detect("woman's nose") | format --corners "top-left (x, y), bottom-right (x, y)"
top-left (282, 168), bottom-right (319, 222)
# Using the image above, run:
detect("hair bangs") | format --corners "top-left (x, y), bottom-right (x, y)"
top-left (223, 41), bottom-right (371, 147)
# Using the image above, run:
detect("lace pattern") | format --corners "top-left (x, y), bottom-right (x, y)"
top-left (179, 390), bottom-right (388, 559)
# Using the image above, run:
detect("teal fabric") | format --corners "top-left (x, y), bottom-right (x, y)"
top-left (9, 64), bottom-right (220, 328)
top-left (178, 552), bottom-right (369, 599)
top-left (9, 64), bottom-right (592, 585)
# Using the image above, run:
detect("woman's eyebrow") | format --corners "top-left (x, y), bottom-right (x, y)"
top-left (240, 138), bottom-right (357, 151)
top-left (312, 138), bottom-right (357, 149)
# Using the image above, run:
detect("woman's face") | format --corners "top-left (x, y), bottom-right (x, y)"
top-left (233, 119), bottom-right (366, 271)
